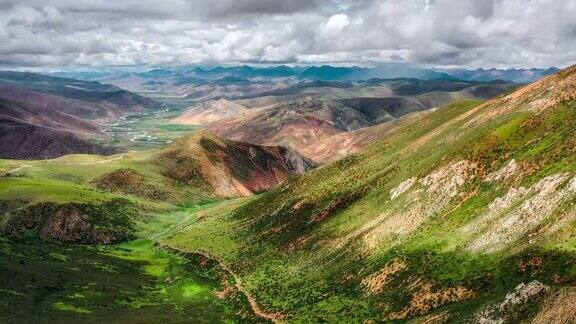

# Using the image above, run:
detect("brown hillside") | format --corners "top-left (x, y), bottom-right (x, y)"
top-left (156, 131), bottom-right (316, 197)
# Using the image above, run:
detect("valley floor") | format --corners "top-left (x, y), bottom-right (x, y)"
top-left (0, 202), bottom-right (264, 323)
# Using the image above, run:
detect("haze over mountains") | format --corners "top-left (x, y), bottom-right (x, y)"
top-left (2, 61), bottom-right (576, 323)
top-left (174, 77), bottom-right (518, 162)
top-left (47, 64), bottom-right (554, 102)
top-left (54, 64), bottom-right (558, 84)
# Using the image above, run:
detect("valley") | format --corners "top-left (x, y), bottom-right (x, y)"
top-left (0, 217), bottom-right (257, 323)
top-left (2, 1), bottom-right (576, 323)
top-left (1, 64), bottom-right (575, 323)
top-left (162, 66), bottom-right (576, 322)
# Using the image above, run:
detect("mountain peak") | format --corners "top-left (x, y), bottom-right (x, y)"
top-left (156, 131), bottom-right (315, 197)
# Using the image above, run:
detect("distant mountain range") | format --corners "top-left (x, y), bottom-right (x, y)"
top-left (175, 78), bottom-right (518, 162)
top-left (435, 67), bottom-right (560, 83)
top-left (51, 64), bottom-right (559, 84)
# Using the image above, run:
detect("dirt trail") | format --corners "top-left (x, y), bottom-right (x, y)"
top-left (146, 211), bottom-right (283, 321)
top-left (163, 245), bottom-right (285, 323)
top-left (147, 213), bottom-right (196, 240)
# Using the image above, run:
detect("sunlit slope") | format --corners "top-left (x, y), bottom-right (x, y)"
top-left (0, 151), bottom-right (192, 204)
top-left (156, 131), bottom-right (316, 197)
top-left (0, 151), bottom-right (208, 244)
top-left (165, 66), bottom-right (576, 322)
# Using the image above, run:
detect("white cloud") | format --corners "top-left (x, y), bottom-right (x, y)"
top-left (322, 13), bottom-right (350, 35)
top-left (0, 0), bottom-right (574, 68)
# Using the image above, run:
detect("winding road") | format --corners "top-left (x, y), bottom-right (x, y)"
top-left (146, 207), bottom-right (284, 322)
top-left (164, 245), bottom-right (285, 323)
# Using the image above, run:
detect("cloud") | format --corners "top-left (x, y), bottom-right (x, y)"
top-left (0, 0), bottom-right (574, 68)
top-left (321, 14), bottom-right (350, 36)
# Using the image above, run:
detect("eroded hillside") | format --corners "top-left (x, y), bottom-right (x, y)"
top-left (164, 65), bottom-right (576, 322)
top-left (156, 131), bottom-right (316, 197)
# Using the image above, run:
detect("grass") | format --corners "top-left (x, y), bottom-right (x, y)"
top-left (158, 124), bottom-right (200, 132)
top-left (0, 177), bottom-right (113, 203)
top-left (139, 201), bottom-right (221, 239)
top-left (164, 199), bottom-right (247, 259)
top-left (0, 236), bottom-right (252, 323)
top-left (0, 149), bottom-right (211, 207)
top-left (162, 98), bottom-right (576, 322)
top-left (52, 301), bottom-right (92, 314)
top-left (2, 82), bottom-right (576, 322)
top-left (103, 111), bottom-right (200, 150)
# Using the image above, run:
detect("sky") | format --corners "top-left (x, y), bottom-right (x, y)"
top-left (1, 0), bottom-right (575, 69)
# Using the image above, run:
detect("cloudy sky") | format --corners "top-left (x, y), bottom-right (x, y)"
top-left (1, 0), bottom-right (575, 69)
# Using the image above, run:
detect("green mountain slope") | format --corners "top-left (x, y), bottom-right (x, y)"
top-left (164, 65), bottom-right (576, 322)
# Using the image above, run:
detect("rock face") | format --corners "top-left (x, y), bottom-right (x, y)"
top-left (3, 198), bottom-right (139, 244)
top-left (156, 131), bottom-right (316, 197)
top-left (343, 160), bottom-right (479, 250)
top-left (174, 99), bottom-right (248, 124)
top-left (466, 173), bottom-right (576, 252)
top-left (485, 159), bottom-right (518, 182)
top-left (476, 281), bottom-right (549, 324)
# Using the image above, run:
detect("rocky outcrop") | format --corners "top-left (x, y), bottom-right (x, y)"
top-left (485, 159), bottom-right (518, 182)
top-left (3, 198), bottom-right (139, 244)
top-left (466, 173), bottom-right (576, 252)
top-left (334, 160), bottom-right (479, 250)
top-left (476, 281), bottom-right (549, 324)
top-left (390, 177), bottom-right (417, 200)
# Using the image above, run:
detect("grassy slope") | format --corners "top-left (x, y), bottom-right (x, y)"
top-left (0, 139), bottom-right (257, 321)
top-left (164, 68), bottom-right (576, 322)
top-left (0, 151), bottom-right (211, 206)
top-left (0, 236), bottom-right (252, 323)
top-left (0, 200), bottom-right (266, 323)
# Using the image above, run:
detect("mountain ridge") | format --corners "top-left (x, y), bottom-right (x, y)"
top-left (163, 65), bottom-right (576, 322)
top-left (156, 131), bottom-right (316, 197)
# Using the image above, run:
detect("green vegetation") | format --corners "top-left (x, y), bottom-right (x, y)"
top-left (0, 151), bottom-right (211, 206)
top-left (158, 124), bottom-right (200, 132)
top-left (103, 109), bottom-right (200, 150)
top-left (53, 302), bottom-right (92, 314)
top-left (163, 92), bottom-right (576, 321)
top-left (0, 177), bottom-right (114, 203)
top-left (0, 237), bottom-right (253, 323)
top-left (0, 136), bottom-right (254, 322)
top-left (2, 66), bottom-right (576, 322)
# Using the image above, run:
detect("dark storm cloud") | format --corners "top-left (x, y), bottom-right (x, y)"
top-left (196, 0), bottom-right (331, 18)
top-left (0, 0), bottom-right (574, 68)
